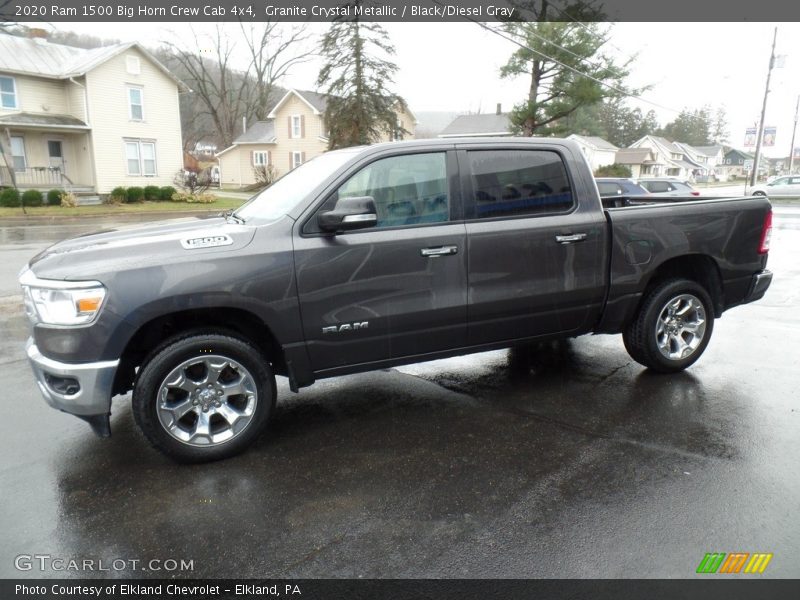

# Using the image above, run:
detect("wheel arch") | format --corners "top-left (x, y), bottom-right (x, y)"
top-left (641, 254), bottom-right (724, 318)
top-left (112, 307), bottom-right (285, 397)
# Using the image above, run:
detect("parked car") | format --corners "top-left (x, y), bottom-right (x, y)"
top-left (638, 177), bottom-right (701, 197)
top-left (750, 175), bottom-right (800, 198)
top-left (595, 177), bottom-right (650, 197)
top-left (20, 138), bottom-right (773, 462)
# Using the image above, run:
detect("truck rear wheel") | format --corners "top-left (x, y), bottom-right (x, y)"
top-left (132, 332), bottom-right (275, 462)
top-left (623, 278), bottom-right (714, 373)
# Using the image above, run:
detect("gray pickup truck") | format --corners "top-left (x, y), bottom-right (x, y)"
top-left (19, 138), bottom-right (773, 462)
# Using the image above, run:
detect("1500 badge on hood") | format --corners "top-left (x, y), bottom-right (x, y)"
top-left (180, 234), bottom-right (234, 249)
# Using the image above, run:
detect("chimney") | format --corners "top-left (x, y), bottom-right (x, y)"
top-left (496, 103), bottom-right (502, 115)
top-left (242, 116), bottom-right (247, 134)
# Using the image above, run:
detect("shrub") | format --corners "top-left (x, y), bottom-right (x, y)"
top-left (47, 188), bottom-right (64, 206)
top-left (594, 163), bottom-right (633, 178)
top-left (171, 191), bottom-right (217, 204)
top-left (22, 189), bottom-right (44, 207)
top-left (126, 186), bottom-right (144, 203)
top-left (159, 186), bottom-right (176, 201)
top-left (109, 186), bottom-right (127, 204)
top-left (144, 185), bottom-right (160, 201)
top-left (0, 188), bottom-right (21, 207)
top-left (60, 191), bottom-right (78, 208)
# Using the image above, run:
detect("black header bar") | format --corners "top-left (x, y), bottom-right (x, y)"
top-left (1, 0), bottom-right (799, 23)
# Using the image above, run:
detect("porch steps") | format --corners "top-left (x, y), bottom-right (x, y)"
top-left (76, 195), bottom-right (102, 206)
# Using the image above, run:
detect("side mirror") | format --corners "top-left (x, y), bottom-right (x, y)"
top-left (318, 196), bottom-right (378, 232)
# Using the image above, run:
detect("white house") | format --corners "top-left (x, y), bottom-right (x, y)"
top-left (566, 134), bottom-right (618, 173)
top-left (628, 135), bottom-right (703, 180)
top-left (0, 34), bottom-right (185, 195)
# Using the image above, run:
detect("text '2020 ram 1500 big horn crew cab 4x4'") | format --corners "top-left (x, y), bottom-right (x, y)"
top-left (20, 138), bottom-right (773, 462)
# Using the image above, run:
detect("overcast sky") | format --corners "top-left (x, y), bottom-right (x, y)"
top-left (25, 20), bottom-right (800, 156)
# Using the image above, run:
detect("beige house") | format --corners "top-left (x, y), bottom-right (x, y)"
top-left (0, 34), bottom-right (184, 196)
top-left (217, 89), bottom-right (416, 189)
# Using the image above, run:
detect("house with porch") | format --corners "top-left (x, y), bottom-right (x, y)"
top-left (216, 89), bottom-right (417, 189)
top-left (0, 34), bottom-right (184, 198)
top-left (674, 143), bottom-right (727, 182)
top-left (628, 135), bottom-right (703, 180)
top-left (718, 148), bottom-right (756, 180)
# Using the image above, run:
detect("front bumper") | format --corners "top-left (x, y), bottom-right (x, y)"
top-left (26, 339), bottom-right (119, 435)
top-left (745, 269), bottom-right (773, 303)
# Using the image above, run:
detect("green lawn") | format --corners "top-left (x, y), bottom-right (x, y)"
top-left (0, 197), bottom-right (245, 218)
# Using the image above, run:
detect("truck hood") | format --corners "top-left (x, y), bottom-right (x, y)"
top-left (28, 216), bottom-right (259, 281)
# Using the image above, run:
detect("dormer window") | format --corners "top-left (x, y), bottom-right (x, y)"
top-left (0, 76), bottom-right (17, 109)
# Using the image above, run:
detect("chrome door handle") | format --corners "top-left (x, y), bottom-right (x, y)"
top-left (421, 245), bottom-right (458, 257)
top-left (555, 233), bottom-right (588, 244)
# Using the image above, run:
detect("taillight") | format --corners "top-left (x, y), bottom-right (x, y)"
top-left (758, 210), bottom-right (772, 254)
top-left (691, 191), bottom-right (701, 196)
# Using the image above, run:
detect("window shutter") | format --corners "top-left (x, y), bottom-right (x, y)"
top-left (301, 151), bottom-right (306, 163)
top-left (301, 115), bottom-right (305, 138)
top-left (251, 151), bottom-right (255, 166)
top-left (289, 152), bottom-right (293, 168)
top-left (267, 151), bottom-right (271, 166)
top-left (288, 116), bottom-right (292, 137)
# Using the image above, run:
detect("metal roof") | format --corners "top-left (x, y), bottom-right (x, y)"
top-left (0, 34), bottom-right (186, 88)
top-left (438, 113), bottom-right (512, 137)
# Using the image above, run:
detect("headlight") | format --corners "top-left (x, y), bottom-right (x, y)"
top-left (19, 268), bottom-right (107, 326)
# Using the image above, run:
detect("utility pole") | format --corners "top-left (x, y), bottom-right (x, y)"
top-left (789, 95), bottom-right (799, 174)
top-left (751, 27), bottom-right (778, 187)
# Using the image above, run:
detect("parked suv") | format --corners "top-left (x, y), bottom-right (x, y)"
top-left (20, 138), bottom-right (773, 462)
top-left (638, 177), bottom-right (701, 197)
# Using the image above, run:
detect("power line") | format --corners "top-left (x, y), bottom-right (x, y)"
top-left (426, 0), bottom-right (681, 114)
top-left (546, 0), bottom-right (639, 64)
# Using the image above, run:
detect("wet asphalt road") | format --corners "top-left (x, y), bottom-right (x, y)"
top-left (0, 210), bottom-right (798, 579)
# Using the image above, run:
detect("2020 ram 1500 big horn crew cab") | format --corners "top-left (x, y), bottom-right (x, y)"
top-left (20, 138), bottom-right (773, 462)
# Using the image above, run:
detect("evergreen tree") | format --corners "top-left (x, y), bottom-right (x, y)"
top-left (499, 8), bottom-right (635, 137)
top-left (317, 8), bottom-right (406, 149)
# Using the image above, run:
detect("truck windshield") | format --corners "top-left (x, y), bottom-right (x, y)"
top-left (234, 149), bottom-right (362, 223)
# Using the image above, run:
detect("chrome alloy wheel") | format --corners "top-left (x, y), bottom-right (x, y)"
top-left (655, 294), bottom-right (707, 361)
top-left (156, 355), bottom-right (258, 447)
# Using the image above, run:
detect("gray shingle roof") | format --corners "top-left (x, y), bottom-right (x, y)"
top-left (295, 90), bottom-right (328, 113)
top-left (233, 121), bottom-right (276, 144)
top-left (438, 113), bottom-right (512, 137)
top-left (693, 144), bottom-right (724, 156)
top-left (569, 134), bottom-right (618, 150)
top-left (0, 112), bottom-right (89, 128)
top-left (615, 148), bottom-right (655, 164)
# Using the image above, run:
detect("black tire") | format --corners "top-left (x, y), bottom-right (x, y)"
top-left (622, 278), bottom-right (715, 373)
top-left (132, 331), bottom-right (275, 463)
top-left (753, 191), bottom-right (767, 196)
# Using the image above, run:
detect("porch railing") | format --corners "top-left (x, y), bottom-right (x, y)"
top-left (0, 166), bottom-right (68, 187)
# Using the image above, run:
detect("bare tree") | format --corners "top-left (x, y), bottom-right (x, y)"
top-left (239, 22), bottom-right (314, 121)
top-left (162, 23), bottom-right (313, 149)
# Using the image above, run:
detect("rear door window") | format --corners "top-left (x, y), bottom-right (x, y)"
top-left (466, 150), bottom-right (574, 219)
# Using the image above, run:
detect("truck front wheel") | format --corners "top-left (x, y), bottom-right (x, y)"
top-left (623, 279), bottom-right (715, 373)
top-left (132, 332), bottom-right (275, 462)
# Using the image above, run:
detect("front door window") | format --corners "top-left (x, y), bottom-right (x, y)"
top-left (48, 140), bottom-right (64, 171)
